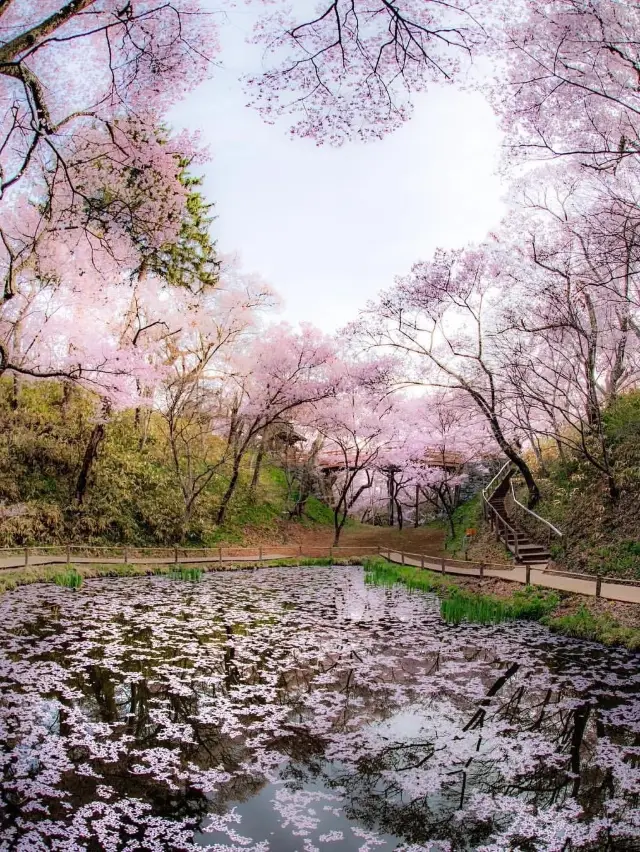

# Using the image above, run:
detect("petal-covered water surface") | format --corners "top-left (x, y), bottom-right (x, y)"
top-left (0, 566), bottom-right (639, 851)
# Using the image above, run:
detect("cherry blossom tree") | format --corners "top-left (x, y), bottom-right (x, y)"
top-left (212, 323), bottom-right (338, 526)
top-left (311, 368), bottom-right (401, 544)
top-left (0, 2), bottom-right (217, 333)
top-left (486, 0), bottom-right (640, 168)
top-left (499, 173), bottom-right (640, 500)
top-left (245, 0), bottom-right (480, 145)
top-left (395, 393), bottom-right (492, 536)
top-left (154, 258), bottom-right (276, 535)
top-left (354, 243), bottom-right (542, 506)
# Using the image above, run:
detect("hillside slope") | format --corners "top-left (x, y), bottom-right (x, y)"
top-left (0, 380), bottom-right (329, 546)
top-left (510, 392), bottom-right (640, 579)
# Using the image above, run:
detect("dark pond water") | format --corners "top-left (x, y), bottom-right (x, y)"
top-left (0, 566), bottom-right (639, 851)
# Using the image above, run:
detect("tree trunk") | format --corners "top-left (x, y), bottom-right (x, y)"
top-left (216, 459), bottom-right (241, 525)
top-left (509, 451), bottom-right (540, 508)
top-left (447, 509), bottom-right (456, 539)
top-left (414, 484), bottom-right (420, 527)
top-left (333, 508), bottom-right (348, 547)
top-left (10, 374), bottom-right (18, 410)
top-left (395, 498), bottom-right (403, 531)
top-left (60, 381), bottom-right (72, 422)
top-left (75, 423), bottom-right (106, 504)
top-left (471, 393), bottom-right (540, 507)
top-left (250, 440), bottom-right (265, 496)
top-left (487, 416), bottom-right (539, 507)
top-left (606, 472), bottom-right (620, 502)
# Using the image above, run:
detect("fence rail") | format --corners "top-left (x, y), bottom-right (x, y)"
top-left (0, 544), bottom-right (638, 606)
top-left (379, 549), bottom-right (640, 605)
top-left (507, 477), bottom-right (563, 546)
top-left (0, 543), bottom-right (383, 568)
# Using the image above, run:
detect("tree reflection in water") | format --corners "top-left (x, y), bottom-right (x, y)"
top-left (0, 567), bottom-right (638, 851)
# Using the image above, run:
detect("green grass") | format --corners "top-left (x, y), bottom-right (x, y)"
top-left (363, 556), bottom-right (559, 626)
top-left (52, 567), bottom-right (83, 588)
top-left (301, 496), bottom-right (336, 525)
top-left (364, 556), bottom-right (639, 649)
top-left (2, 555), bottom-right (638, 650)
top-left (168, 565), bottom-right (203, 582)
top-left (443, 495), bottom-right (483, 554)
top-left (424, 494), bottom-right (496, 558)
top-left (441, 585), bottom-right (560, 625)
top-left (543, 605), bottom-right (640, 650)
top-left (0, 556), bottom-right (372, 597)
top-left (363, 556), bottom-right (452, 595)
top-left (440, 592), bottom-right (511, 625)
top-left (0, 381), bottom-right (340, 549)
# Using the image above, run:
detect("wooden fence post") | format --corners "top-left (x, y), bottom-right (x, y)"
top-left (441, 555), bottom-right (445, 575)
top-left (479, 563), bottom-right (484, 578)
top-left (595, 576), bottom-right (602, 598)
top-left (66, 544), bottom-right (71, 565)
top-left (299, 544), bottom-right (303, 556)
top-left (24, 547), bottom-right (29, 567)
top-left (174, 546), bottom-right (179, 564)
top-left (421, 553), bottom-right (425, 569)
top-left (401, 551), bottom-right (405, 565)
top-left (123, 546), bottom-right (128, 564)
top-left (259, 546), bottom-right (263, 563)
top-left (525, 564), bottom-right (531, 585)
top-left (329, 546), bottom-right (333, 560)
top-left (219, 547), bottom-right (222, 566)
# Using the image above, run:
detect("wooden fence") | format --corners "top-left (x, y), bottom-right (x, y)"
top-left (379, 549), bottom-right (640, 605)
top-left (0, 544), bottom-right (638, 605)
top-left (0, 543), bottom-right (379, 568)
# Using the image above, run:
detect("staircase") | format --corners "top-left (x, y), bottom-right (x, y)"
top-left (485, 468), bottom-right (551, 566)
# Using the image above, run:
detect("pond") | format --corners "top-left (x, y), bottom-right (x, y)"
top-left (0, 566), bottom-right (638, 851)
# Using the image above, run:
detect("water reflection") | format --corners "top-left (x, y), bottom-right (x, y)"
top-left (0, 567), bottom-right (638, 851)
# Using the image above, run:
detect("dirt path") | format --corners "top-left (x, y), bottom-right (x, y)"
top-left (284, 523), bottom-right (447, 552)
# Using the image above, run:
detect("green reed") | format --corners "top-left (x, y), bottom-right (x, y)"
top-left (169, 566), bottom-right (204, 582)
top-left (53, 568), bottom-right (83, 589)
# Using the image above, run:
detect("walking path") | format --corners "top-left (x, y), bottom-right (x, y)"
top-left (1, 544), bottom-right (638, 606)
top-left (383, 550), bottom-right (640, 605)
top-left (0, 552), bottom-right (294, 570)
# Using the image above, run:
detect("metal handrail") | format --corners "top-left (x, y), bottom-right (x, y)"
top-left (509, 478), bottom-right (562, 539)
top-left (482, 460), bottom-right (512, 502)
top-left (483, 499), bottom-right (522, 561)
top-left (479, 460), bottom-right (525, 562)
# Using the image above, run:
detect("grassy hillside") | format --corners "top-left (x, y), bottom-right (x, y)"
top-left (0, 379), bottom-right (333, 546)
top-left (511, 391), bottom-right (640, 579)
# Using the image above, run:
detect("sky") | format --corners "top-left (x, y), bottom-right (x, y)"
top-left (170, 6), bottom-right (507, 332)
